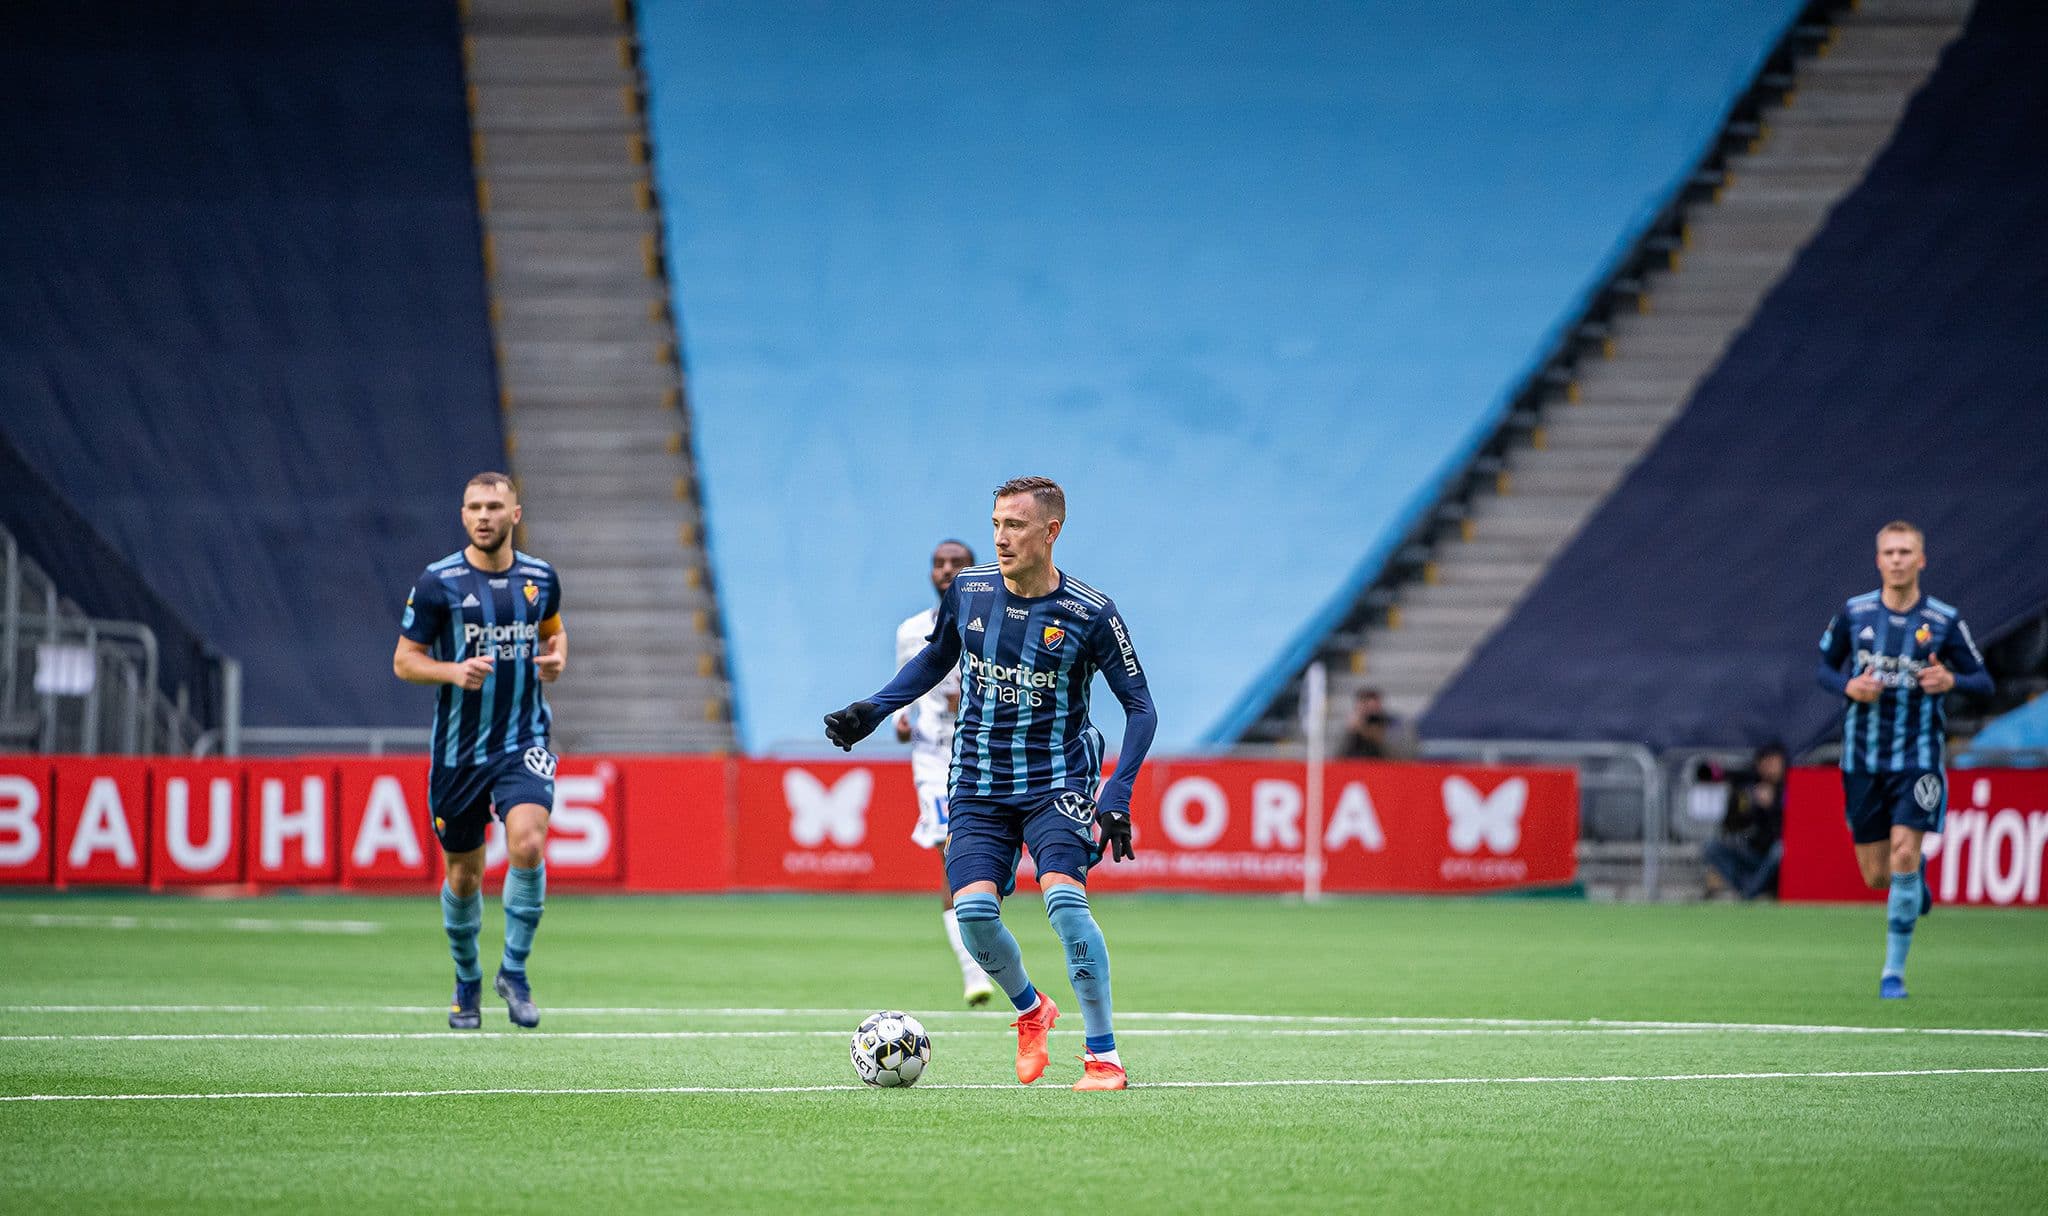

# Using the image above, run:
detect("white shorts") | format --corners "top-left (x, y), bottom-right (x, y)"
top-left (910, 751), bottom-right (950, 850)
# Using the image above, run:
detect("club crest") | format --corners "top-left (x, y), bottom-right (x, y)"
top-left (524, 582), bottom-right (540, 605)
top-left (1042, 625), bottom-right (1066, 651)
top-left (1914, 623), bottom-right (1931, 647)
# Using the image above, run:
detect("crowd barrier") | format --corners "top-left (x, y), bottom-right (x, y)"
top-left (0, 756), bottom-right (1576, 895)
top-left (1781, 766), bottom-right (2048, 906)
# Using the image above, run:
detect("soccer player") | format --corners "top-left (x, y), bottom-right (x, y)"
top-left (894, 538), bottom-right (998, 1007)
top-left (825, 476), bottom-right (1157, 1091)
top-left (394, 472), bottom-right (567, 1029)
top-left (1816, 520), bottom-right (1991, 999)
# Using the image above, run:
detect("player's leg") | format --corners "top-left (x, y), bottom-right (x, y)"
top-left (1878, 771), bottom-right (1942, 998)
top-left (493, 800), bottom-right (550, 1027)
top-left (1843, 772), bottom-right (1891, 889)
top-left (945, 799), bottom-right (1057, 1082)
top-left (1025, 796), bottom-right (1123, 1090)
top-left (429, 766), bottom-right (491, 1029)
top-left (919, 778), bottom-right (993, 1005)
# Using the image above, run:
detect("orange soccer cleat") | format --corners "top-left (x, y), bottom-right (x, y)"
top-left (1010, 994), bottom-right (1060, 1084)
top-left (1073, 1054), bottom-right (1127, 1091)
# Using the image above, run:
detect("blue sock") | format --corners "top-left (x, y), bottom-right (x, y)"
top-left (1884, 870), bottom-right (1921, 979)
top-left (440, 885), bottom-right (482, 983)
top-left (1043, 885), bottom-right (1114, 1054)
top-left (953, 892), bottom-right (1037, 1012)
top-left (501, 863), bottom-right (546, 975)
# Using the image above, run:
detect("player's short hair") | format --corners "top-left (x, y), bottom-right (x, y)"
top-left (464, 471), bottom-right (517, 501)
top-left (992, 475), bottom-right (1065, 521)
top-left (935, 538), bottom-right (976, 562)
top-left (1877, 519), bottom-right (1923, 545)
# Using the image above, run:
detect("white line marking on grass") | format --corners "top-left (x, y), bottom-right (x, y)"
top-left (13, 1026), bottom-right (2048, 1044)
top-left (0, 914), bottom-right (382, 935)
top-left (7, 1066), bottom-right (2046, 1103)
top-left (5, 1006), bottom-right (2045, 1041)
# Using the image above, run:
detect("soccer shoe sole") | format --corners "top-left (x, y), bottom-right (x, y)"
top-left (964, 980), bottom-right (995, 1008)
top-left (1012, 996), bottom-right (1059, 1084)
top-left (1074, 1061), bottom-right (1128, 1092)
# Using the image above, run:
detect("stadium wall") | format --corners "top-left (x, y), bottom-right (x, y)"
top-left (0, 754), bottom-right (1577, 896)
top-left (635, 0), bottom-right (1808, 753)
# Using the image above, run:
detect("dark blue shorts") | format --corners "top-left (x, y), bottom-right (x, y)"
top-left (429, 747), bottom-right (556, 853)
top-left (1842, 769), bottom-right (1945, 844)
top-left (944, 789), bottom-right (1100, 897)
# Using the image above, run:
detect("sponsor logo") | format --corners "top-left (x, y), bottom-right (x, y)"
top-left (967, 617), bottom-right (985, 633)
top-left (960, 581), bottom-right (993, 593)
top-left (489, 578), bottom-right (507, 589)
top-left (1445, 776), bottom-right (1526, 854)
top-left (462, 619), bottom-right (542, 660)
top-left (1005, 606), bottom-right (1029, 621)
top-left (1914, 773), bottom-right (1943, 812)
top-left (1053, 791), bottom-right (1095, 824)
top-left (516, 566), bottom-right (548, 576)
top-left (1890, 615), bottom-right (1908, 626)
top-left (1107, 615), bottom-right (1140, 677)
top-left (1072, 966), bottom-right (1093, 981)
top-left (1057, 599), bottom-right (1091, 620)
top-left (461, 592), bottom-right (481, 607)
top-left (1915, 623), bottom-right (1932, 647)
top-left (785, 768), bottom-right (871, 847)
top-left (439, 568), bottom-right (465, 579)
top-left (522, 747), bottom-right (558, 781)
top-left (1853, 649), bottom-right (1927, 688)
top-left (1042, 625), bottom-right (1066, 651)
top-left (1859, 626), bottom-right (1875, 641)
top-left (524, 582), bottom-right (539, 605)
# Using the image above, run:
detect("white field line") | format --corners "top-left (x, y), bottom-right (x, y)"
top-left (6, 1066), bottom-right (2047, 1103)
top-left (4, 1006), bottom-right (2046, 1041)
top-left (0, 913), bottom-right (382, 935)
top-left (10, 1025), bottom-right (2048, 1043)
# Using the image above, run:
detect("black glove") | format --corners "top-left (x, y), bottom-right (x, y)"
top-left (823, 701), bottom-right (880, 751)
top-left (1095, 805), bottom-right (1134, 862)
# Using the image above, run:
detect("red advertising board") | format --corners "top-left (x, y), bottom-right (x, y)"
top-left (732, 758), bottom-right (1577, 894)
top-left (614, 756), bottom-right (728, 891)
top-left (52, 757), bottom-right (150, 886)
top-left (246, 760), bottom-right (340, 885)
top-left (335, 758), bottom-right (438, 888)
top-left (0, 757), bottom-right (54, 885)
top-left (1783, 766), bottom-right (2048, 906)
top-left (482, 755), bottom-right (627, 884)
top-left (150, 761), bottom-right (246, 886)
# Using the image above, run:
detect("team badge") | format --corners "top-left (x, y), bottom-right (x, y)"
top-left (1914, 623), bottom-right (1932, 648)
top-left (433, 817), bottom-right (446, 836)
top-left (1042, 625), bottom-right (1065, 651)
top-left (523, 582), bottom-right (539, 605)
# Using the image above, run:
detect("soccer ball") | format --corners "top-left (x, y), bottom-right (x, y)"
top-left (850, 1011), bottom-right (930, 1087)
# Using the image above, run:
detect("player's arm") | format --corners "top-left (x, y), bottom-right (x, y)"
top-left (1815, 611), bottom-right (1879, 702)
top-left (535, 613), bottom-right (566, 683)
top-left (393, 576), bottom-right (491, 689)
top-left (1922, 617), bottom-right (1993, 696)
top-left (1091, 607), bottom-right (1158, 862)
top-left (826, 594), bottom-right (965, 750)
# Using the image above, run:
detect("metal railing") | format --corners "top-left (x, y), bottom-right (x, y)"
top-left (1419, 738), bottom-right (1667, 899)
top-left (192, 725), bottom-right (431, 758)
top-left (1, 532), bottom-right (206, 755)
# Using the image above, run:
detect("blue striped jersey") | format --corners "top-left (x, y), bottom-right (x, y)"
top-left (1817, 590), bottom-right (1989, 773)
top-left (400, 550), bottom-right (563, 769)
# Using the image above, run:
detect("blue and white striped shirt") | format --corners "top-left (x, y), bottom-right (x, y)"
top-left (1817, 590), bottom-right (1991, 772)
top-left (400, 550), bottom-right (563, 769)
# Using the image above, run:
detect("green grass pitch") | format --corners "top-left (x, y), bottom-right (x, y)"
top-left (2, 892), bottom-right (2045, 1213)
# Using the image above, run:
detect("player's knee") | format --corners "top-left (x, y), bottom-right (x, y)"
top-left (952, 879), bottom-right (1000, 902)
top-left (507, 831), bottom-right (546, 869)
top-left (1889, 843), bottom-right (1921, 874)
top-left (445, 866), bottom-right (483, 899)
top-left (1038, 872), bottom-right (1084, 893)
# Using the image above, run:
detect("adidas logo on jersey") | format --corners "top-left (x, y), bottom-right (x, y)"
top-left (461, 593), bottom-right (481, 607)
top-left (967, 617), bottom-right (985, 632)
top-left (1859, 627), bottom-right (1875, 641)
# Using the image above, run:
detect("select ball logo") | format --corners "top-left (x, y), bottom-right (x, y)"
top-left (850, 1011), bottom-right (930, 1087)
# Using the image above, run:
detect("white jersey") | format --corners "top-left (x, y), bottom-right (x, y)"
top-left (895, 606), bottom-right (961, 758)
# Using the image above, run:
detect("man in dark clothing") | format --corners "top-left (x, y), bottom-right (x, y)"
top-left (1704, 743), bottom-right (1788, 900)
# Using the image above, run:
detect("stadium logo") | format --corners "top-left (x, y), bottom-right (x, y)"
top-left (1042, 625), bottom-right (1066, 651)
top-left (1444, 776), bottom-right (1526, 854)
top-left (785, 768), bottom-right (871, 847)
top-left (1107, 615), bottom-right (1140, 677)
top-left (525, 582), bottom-right (539, 605)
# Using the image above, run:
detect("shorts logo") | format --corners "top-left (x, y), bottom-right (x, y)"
top-left (524, 582), bottom-right (539, 605)
top-left (1042, 625), bottom-right (1065, 651)
top-left (522, 747), bottom-right (558, 781)
top-left (1914, 774), bottom-right (1943, 812)
top-left (1053, 791), bottom-right (1096, 824)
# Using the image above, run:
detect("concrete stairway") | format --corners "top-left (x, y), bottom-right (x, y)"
top-left (1329, 0), bottom-right (1970, 737)
top-left (463, 0), bottom-right (734, 752)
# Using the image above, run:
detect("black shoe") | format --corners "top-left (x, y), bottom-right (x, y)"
top-left (494, 967), bottom-right (540, 1028)
top-left (449, 978), bottom-right (481, 1030)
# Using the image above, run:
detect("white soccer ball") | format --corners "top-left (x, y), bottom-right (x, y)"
top-left (851, 1011), bottom-right (930, 1088)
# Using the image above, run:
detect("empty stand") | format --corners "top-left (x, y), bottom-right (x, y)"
top-left (0, 0), bottom-right (501, 731)
top-left (1423, 0), bottom-right (2048, 752)
top-left (1312, 0), bottom-right (1969, 745)
top-left (463, 0), bottom-right (733, 751)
